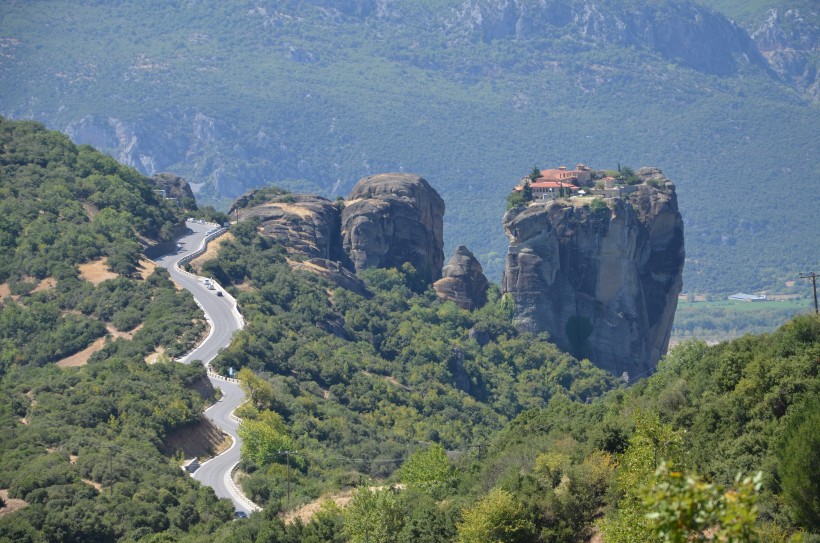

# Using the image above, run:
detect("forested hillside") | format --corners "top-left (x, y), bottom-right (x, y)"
top-left (195, 220), bottom-right (618, 506)
top-left (0, 118), bottom-right (233, 541)
top-left (0, 118), bottom-right (205, 372)
top-left (1, 0), bottom-right (817, 295)
top-left (1, 120), bottom-right (817, 542)
top-left (130, 310), bottom-right (820, 542)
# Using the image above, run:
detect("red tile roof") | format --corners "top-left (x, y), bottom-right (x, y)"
top-left (516, 180), bottom-right (580, 191)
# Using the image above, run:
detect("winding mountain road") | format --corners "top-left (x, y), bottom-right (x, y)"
top-left (154, 220), bottom-right (256, 515)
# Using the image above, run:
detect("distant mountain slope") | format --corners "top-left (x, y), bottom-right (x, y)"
top-left (0, 0), bottom-right (817, 293)
top-left (699, 0), bottom-right (819, 99)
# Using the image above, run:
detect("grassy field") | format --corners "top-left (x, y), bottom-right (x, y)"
top-left (670, 297), bottom-right (814, 344)
top-left (676, 298), bottom-right (809, 312)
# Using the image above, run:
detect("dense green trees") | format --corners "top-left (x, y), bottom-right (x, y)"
top-left (457, 488), bottom-right (533, 543)
top-left (777, 393), bottom-right (820, 530)
top-left (0, 359), bottom-right (235, 542)
top-left (643, 467), bottom-right (764, 543)
top-left (398, 444), bottom-right (455, 500)
top-left (197, 224), bottom-right (617, 508)
top-left (343, 488), bottom-right (404, 543)
top-left (0, 118), bottom-right (199, 376)
top-left (0, 119), bottom-right (183, 283)
top-left (0, 118), bottom-right (228, 542)
top-left (238, 411), bottom-right (299, 468)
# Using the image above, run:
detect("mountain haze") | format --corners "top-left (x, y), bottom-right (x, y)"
top-left (0, 0), bottom-right (817, 293)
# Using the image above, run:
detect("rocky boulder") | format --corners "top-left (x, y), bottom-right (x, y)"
top-left (290, 258), bottom-right (372, 299)
top-left (342, 173), bottom-right (445, 284)
top-left (231, 191), bottom-right (346, 262)
top-left (502, 170), bottom-right (684, 377)
top-left (434, 245), bottom-right (489, 310)
top-left (150, 173), bottom-right (197, 208)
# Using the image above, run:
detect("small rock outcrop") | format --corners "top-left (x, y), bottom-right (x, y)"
top-left (502, 169), bottom-right (684, 377)
top-left (342, 173), bottom-right (445, 284)
top-left (150, 173), bottom-right (197, 208)
top-left (434, 245), bottom-right (489, 310)
top-left (290, 258), bottom-right (372, 299)
top-left (231, 191), bottom-right (345, 261)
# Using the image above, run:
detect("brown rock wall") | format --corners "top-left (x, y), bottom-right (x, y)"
top-left (502, 171), bottom-right (684, 377)
top-left (342, 173), bottom-right (444, 284)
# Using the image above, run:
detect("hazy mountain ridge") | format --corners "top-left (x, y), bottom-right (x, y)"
top-left (748, 6), bottom-right (819, 99)
top-left (448, 0), bottom-right (768, 76)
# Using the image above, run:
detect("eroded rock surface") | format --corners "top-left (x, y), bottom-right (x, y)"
top-left (502, 170), bottom-right (684, 377)
top-left (231, 191), bottom-right (345, 261)
top-left (434, 245), bottom-right (489, 310)
top-left (342, 173), bottom-right (445, 284)
top-left (290, 258), bottom-right (372, 299)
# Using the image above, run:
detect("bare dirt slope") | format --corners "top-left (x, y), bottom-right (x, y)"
top-left (0, 489), bottom-right (28, 517)
top-left (188, 232), bottom-right (234, 270)
top-left (162, 418), bottom-right (231, 461)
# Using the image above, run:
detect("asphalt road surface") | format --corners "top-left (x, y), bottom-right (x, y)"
top-left (154, 220), bottom-right (253, 515)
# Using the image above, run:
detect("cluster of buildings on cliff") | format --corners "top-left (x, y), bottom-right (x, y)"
top-left (513, 164), bottom-right (629, 200)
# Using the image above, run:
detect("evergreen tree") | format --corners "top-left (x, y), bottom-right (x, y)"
top-left (521, 181), bottom-right (534, 203)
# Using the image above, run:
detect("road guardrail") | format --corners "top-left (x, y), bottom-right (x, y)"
top-left (169, 221), bottom-right (260, 512)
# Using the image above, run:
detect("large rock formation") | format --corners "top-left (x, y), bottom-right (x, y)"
top-left (230, 191), bottom-right (346, 262)
top-left (342, 173), bottom-right (445, 283)
top-left (434, 245), bottom-right (489, 310)
top-left (502, 169), bottom-right (684, 377)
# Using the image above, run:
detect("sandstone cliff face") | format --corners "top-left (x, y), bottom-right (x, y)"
top-left (231, 191), bottom-right (345, 262)
top-left (434, 245), bottom-right (489, 310)
top-left (342, 173), bottom-right (445, 283)
top-left (502, 171), bottom-right (684, 377)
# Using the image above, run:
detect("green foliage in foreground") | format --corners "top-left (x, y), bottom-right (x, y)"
top-left (643, 467), bottom-right (764, 543)
top-left (398, 444), bottom-right (456, 500)
top-left (456, 488), bottom-right (533, 543)
top-left (777, 392), bottom-right (820, 530)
